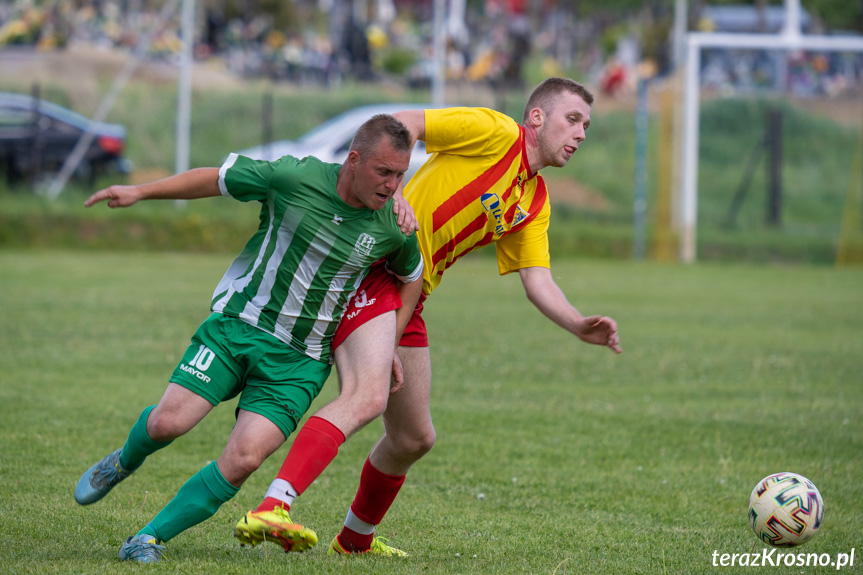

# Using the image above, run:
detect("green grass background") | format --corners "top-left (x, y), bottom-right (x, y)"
top-left (1, 250), bottom-right (861, 574)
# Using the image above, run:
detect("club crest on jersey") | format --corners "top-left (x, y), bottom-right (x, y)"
top-left (480, 193), bottom-right (505, 236)
top-left (512, 205), bottom-right (529, 226)
top-left (354, 233), bottom-right (376, 257)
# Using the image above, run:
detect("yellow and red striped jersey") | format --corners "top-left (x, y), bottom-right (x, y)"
top-left (405, 107), bottom-right (551, 295)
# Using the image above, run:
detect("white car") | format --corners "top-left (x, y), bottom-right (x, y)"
top-left (235, 103), bottom-right (431, 181)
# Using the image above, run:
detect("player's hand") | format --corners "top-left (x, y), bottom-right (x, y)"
top-left (392, 194), bottom-right (419, 235)
top-left (390, 351), bottom-right (405, 394)
top-left (575, 315), bottom-right (622, 354)
top-left (84, 185), bottom-right (142, 208)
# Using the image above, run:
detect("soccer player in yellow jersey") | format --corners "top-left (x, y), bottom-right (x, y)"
top-left (234, 77), bottom-right (622, 557)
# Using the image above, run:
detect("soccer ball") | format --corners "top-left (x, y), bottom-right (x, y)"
top-left (748, 472), bottom-right (824, 547)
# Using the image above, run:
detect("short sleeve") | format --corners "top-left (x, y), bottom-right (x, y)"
top-left (494, 206), bottom-right (550, 275)
top-left (219, 153), bottom-right (285, 202)
top-left (385, 233), bottom-right (424, 283)
top-left (424, 108), bottom-right (519, 158)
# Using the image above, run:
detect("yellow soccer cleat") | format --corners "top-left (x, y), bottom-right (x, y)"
top-left (328, 535), bottom-right (409, 558)
top-left (234, 507), bottom-right (318, 552)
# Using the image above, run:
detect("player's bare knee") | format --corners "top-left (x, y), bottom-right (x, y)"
top-left (396, 428), bottom-right (436, 460)
top-left (338, 379), bottom-right (390, 422)
top-left (222, 449), bottom-right (265, 481)
top-left (146, 411), bottom-right (185, 442)
top-left (352, 393), bottom-right (389, 427)
top-left (418, 428), bottom-right (436, 455)
top-left (367, 386), bottom-right (391, 417)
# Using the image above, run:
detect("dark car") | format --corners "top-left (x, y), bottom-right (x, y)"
top-left (0, 91), bottom-right (130, 184)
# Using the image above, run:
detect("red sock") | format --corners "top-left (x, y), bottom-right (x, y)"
top-left (338, 457), bottom-right (405, 551)
top-left (256, 416), bottom-right (345, 512)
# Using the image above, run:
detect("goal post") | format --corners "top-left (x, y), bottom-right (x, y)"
top-left (678, 0), bottom-right (863, 263)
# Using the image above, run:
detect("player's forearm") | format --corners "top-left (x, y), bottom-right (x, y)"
top-left (519, 267), bottom-right (584, 335)
top-left (135, 168), bottom-right (222, 201)
top-left (394, 277), bottom-right (423, 346)
top-left (530, 288), bottom-right (585, 335)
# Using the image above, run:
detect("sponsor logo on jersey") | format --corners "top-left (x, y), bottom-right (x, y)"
top-left (480, 192), bottom-right (505, 236)
top-left (353, 290), bottom-right (376, 309)
top-left (179, 363), bottom-right (212, 383)
top-left (355, 233), bottom-right (376, 257)
top-left (345, 290), bottom-right (377, 320)
top-left (180, 344), bottom-right (214, 383)
top-left (512, 205), bottom-right (529, 226)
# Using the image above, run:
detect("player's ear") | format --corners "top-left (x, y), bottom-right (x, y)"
top-left (346, 149), bottom-right (361, 168)
top-left (527, 107), bottom-right (544, 128)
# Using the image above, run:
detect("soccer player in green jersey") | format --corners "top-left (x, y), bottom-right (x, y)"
top-left (74, 114), bottom-right (424, 563)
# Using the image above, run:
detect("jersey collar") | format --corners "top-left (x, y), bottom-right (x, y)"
top-left (518, 125), bottom-right (537, 180)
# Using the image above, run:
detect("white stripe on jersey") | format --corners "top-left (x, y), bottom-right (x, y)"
top-left (212, 197), bottom-right (277, 313)
top-left (303, 251), bottom-right (368, 358)
top-left (271, 218), bottom-right (338, 361)
top-left (242, 206), bottom-right (303, 324)
top-left (391, 259), bottom-right (424, 283)
top-left (218, 153), bottom-right (239, 197)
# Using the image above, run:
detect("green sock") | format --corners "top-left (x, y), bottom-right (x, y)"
top-left (119, 406), bottom-right (172, 471)
top-left (139, 461), bottom-right (240, 542)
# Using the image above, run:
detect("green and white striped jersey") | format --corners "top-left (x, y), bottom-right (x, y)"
top-left (212, 152), bottom-right (423, 363)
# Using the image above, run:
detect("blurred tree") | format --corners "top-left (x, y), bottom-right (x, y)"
top-left (806, 0), bottom-right (863, 32)
top-left (258, 0), bottom-right (299, 30)
top-left (203, 0), bottom-right (301, 30)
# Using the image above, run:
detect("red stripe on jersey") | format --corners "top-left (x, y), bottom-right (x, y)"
top-left (432, 138), bottom-right (523, 233)
top-left (431, 213), bottom-right (487, 270)
top-left (448, 232), bottom-right (495, 268)
top-left (519, 126), bottom-right (536, 179)
top-left (504, 176), bottom-right (548, 236)
top-left (526, 177), bottom-right (548, 217)
top-left (501, 176), bottom-right (518, 205)
top-left (504, 201), bottom-right (518, 224)
top-left (436, 231), bottom-right (495, 275)
top-left (501, 129), bottom-right (533, 222)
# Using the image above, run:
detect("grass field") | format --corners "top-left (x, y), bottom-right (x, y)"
top-left (1, 251), bottom-right (862, 574)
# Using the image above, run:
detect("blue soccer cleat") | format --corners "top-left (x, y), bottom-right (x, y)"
top-left (118, 534), bottom-right (166, 563)
top-left (74, 448), bottom-right (134, 505)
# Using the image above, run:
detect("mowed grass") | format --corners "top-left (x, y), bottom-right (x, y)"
top-left (0, 251), bottom-right (861, 574)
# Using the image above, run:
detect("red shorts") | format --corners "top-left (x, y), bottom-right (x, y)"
top-left (333, 261), bottom-right (428, 350)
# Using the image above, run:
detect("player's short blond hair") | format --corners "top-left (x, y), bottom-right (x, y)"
top-left (522, 78), bottom-right (594, 123)
top-left (350, 114), bottom-right (412, 159)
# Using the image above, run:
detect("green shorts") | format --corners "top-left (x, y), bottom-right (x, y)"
top-left (169, 313), bottom-right (332, 439)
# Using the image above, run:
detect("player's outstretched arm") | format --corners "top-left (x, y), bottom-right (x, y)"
top-left (519, 266), bottom-right (622, 354)
top-left (84, 168), bottom-right (222, 209)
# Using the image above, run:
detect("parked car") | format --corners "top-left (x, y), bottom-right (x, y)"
top-left (234, 103), bottom-right (431, 181)
top-left (0, 91), bottom-right (130, 184)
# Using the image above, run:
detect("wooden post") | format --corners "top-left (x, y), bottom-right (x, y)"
top-left (766, 107), bottom-right (783, 227)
